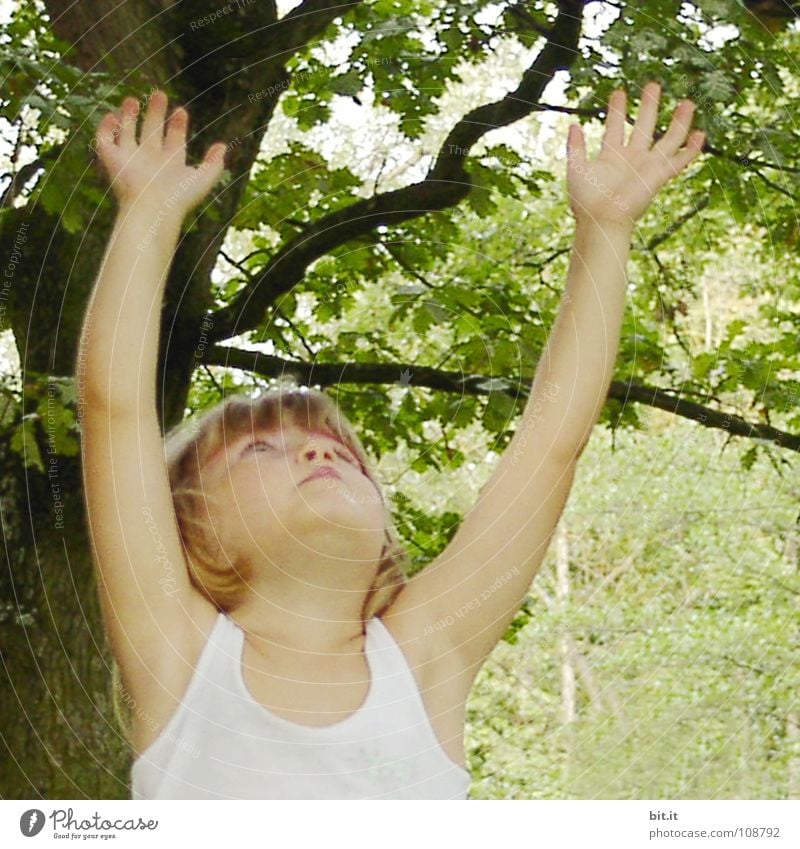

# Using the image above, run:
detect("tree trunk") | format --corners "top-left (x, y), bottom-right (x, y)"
top-left (0, 447), bottom-right (130, 798)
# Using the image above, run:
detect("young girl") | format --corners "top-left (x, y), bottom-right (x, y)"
top-left (79, 84), bottom-right (704, 799)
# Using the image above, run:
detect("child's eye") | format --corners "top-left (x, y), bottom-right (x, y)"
top-left (335, 449), bottom-right (359, 467)
top-left (243, 439), bottom-right (276, 456)
top-left (239, 438), bottom-right (360, 468)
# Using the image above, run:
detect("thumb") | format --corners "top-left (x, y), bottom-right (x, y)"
top-left (566, 124), bottom-right (586, 168)
top-left (193, 142), bottom-right (227, 198)
top-left (202, 142), bottom-right (227, 177)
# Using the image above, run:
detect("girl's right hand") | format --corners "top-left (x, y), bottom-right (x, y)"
top-left (94, 90), bottom-right (227, 217)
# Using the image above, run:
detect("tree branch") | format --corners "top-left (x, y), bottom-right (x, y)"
top-left (611, 380), bottom-right (800, 451)
top-left (207, 0), bottom-right (589, 342)
top-left (174, 0), bottom-right (362, 79)
top-left (200, 345), bottom-right (800, 452)
top-left (0, 157), bottom-right (48, 209)
top-left (429, 0), bottom-right (584, 181)
top-left (643, 194), bottom-right (711, 252)
top-left (278, 0), bottom-right (363, 54)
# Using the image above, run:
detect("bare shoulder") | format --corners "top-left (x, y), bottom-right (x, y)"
top-left (378, 580), bottom-right (479, 706)
top-left (378, 583), bottom-right (476, 769)
top-left (126, 594), bottom-right (221, 756)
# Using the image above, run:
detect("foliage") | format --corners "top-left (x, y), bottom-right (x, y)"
top-left (466, 417), bottom-right (799, 798)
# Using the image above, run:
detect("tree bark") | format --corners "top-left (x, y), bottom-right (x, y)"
top-left (0, 446), bottom-right (131, 797)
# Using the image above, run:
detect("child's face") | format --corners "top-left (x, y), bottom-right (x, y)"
top-left (199, 420), bottom-right (389, 567)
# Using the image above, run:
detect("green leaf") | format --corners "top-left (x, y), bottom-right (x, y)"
top-left (330, 69), bottom-right (363, 97)
top-left (482, 391), bottom-right (518, 434)
top-left (10, 416), bottom-right (44, 472)
top-left (739, 445), bottom-right (759, 471)
top-left (0, 390), bottom-right (21, 427)
top-left (233, 141), bottom-right (361, 236)
top-left (36, 392), bottom-right (80, 457)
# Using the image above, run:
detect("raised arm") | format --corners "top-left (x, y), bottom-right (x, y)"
top-left (78, 91), bottom-right (226, 747)
top-left (383, 81), bottom-right (705, 681)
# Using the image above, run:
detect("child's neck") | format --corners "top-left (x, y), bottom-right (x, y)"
top-left (229, 582), bottom-right (370, 656)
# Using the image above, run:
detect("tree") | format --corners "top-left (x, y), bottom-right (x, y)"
top-left (1, 0), bottom-right (798, 797)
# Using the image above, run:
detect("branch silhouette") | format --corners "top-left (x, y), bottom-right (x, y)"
top-left (207, 0), bottom-right (588, 341)
top-left (201, 345), bottom-right (800, 452)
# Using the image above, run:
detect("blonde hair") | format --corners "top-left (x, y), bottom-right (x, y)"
top-left (113, 384), bottom-right (409, 744)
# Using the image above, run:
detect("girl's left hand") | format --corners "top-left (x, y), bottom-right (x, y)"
top-left (566, 80), bottom-right (706, 229)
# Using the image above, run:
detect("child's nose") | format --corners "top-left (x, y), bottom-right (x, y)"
top-left (302, 444), bottom-right (334, 462)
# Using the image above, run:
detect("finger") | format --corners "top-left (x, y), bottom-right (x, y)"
top-left (666, 129), bottom-right (706, 176)
top-left (566, 123), bottom-right (587, 170)
top-left (652, 99), bottom-right (696, 160)
top-left (164, 106), bottom-right (189, 158)
top-left (187, 143), bottom-right (227, 206)
top-left (201, 142), bottom-right (227, 179)
top-left (94, 111), bottom-right (119, 152)
top-left (117, 97), bottom-right (139, 149)
top-left (629, 81), bottom-right (661, 150)
top-left (600, 89), bottom-right (626, 154)
top-left (140, 89), bottom-right (168, 149)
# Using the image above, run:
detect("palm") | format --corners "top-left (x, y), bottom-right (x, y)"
top-left (94, 90), bottom-right (226, 214)
top-left (566, 82), bottom-right (705, 228)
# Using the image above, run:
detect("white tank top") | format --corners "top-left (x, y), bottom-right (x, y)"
top-left (130, 612), bottom-right (471, 799)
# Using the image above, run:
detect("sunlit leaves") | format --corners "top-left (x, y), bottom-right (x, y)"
top-left (465, 420), bottom-right (798, 797)
top-left (234, 141), bottom-right (361, 239)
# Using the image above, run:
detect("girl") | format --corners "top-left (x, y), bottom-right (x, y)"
top-left (79, 83), bottom-right (704, 799)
